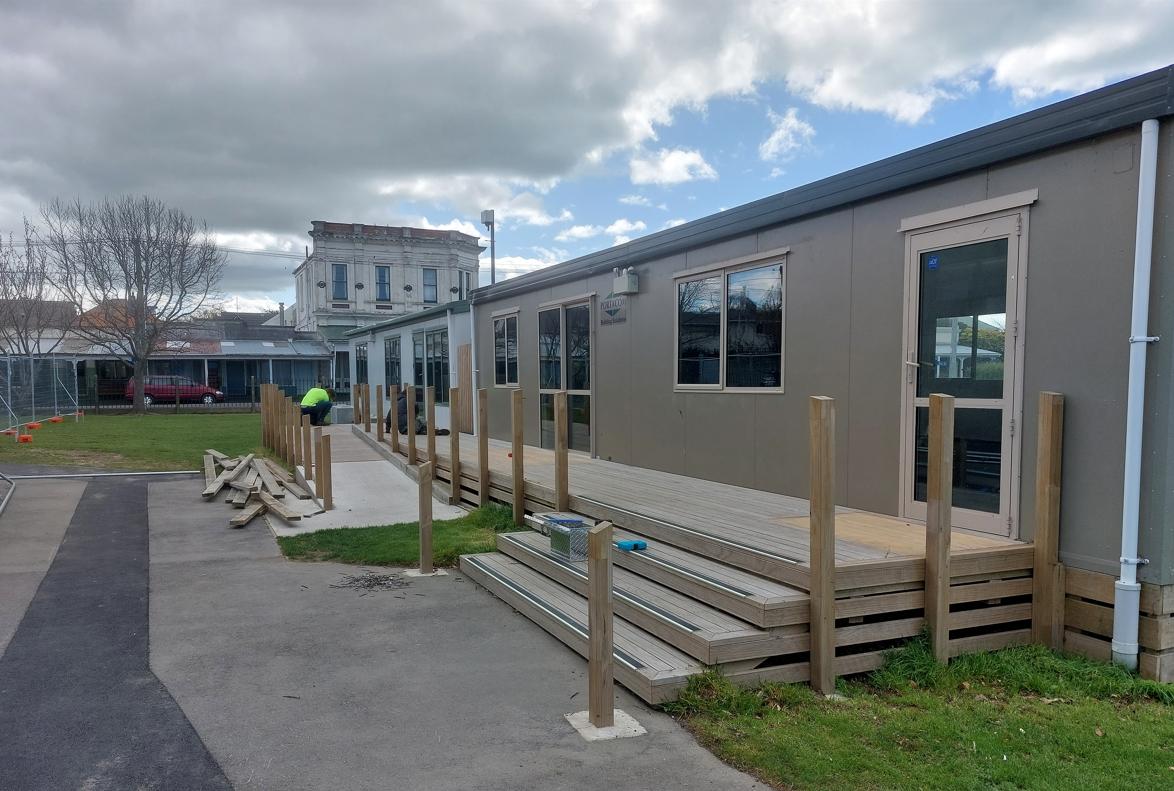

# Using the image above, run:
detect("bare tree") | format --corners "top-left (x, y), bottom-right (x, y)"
top-left (0, 219), bottom-right (76, 357)
top-left (39, 196), bottom-right (226, 411)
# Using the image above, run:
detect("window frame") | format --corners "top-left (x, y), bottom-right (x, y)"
top-left (422, 267), bottom-right (438, 304)
top-left (375, 265), bottom-right (392, 302)
top-left (331, 263), bottom-right (349, 301)
top-left (672, 251), bottom-right (788, 393)
top-left (383, 335), bottom-right (401, 386)
top-left (492, 312), bottom-right (519, 388)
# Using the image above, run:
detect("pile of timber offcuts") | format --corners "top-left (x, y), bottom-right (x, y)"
top-left (201, 449), bottom-right (320, 529)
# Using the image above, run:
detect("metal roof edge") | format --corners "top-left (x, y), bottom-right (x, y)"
top-left (342, 300), bottom-right (469, 337)
top-left (471, 64), bottom-right (1174, 305)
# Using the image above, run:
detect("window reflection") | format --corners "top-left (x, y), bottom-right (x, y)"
top-left (538, 309), bottom-right (561, 389)
top-left (726, 264), bottom-right (783, 388)
top-left (677, 276), bottom-right (721, 385)
top-left (566, 304), bottom-right (590, 391)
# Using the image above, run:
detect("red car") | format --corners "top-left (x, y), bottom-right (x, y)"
top-left (125, 375), bottom-right (224, 406)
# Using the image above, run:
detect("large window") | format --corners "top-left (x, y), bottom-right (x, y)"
top-left (459, 271), bottom-right (472, 300)
top-left (355, 343), bottom-right (368, 386)
top-left (422, 268), bottom-right (438, 303)
top-left (676, 260), bottom-right (784, 390)
top-left (384, 336), bottom-right (401, 386)
top-left (538, 308), bottom-right (561, 389)
top-left (412, 329), bottom-right (449, 404)
top-left (537, 302), bottom-right (591, 453)
top-left (376, 265), bottom-right (391, 301)
top-left (493, 314), bottom-right (518, 386)
top-left (332, 263), bottom-right (348, 300)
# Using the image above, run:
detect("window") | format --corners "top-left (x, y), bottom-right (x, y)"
top-left (458, 270), bottom-right (471, 300)
top-left (537, 302), bottom-right (591, 452)
top-left (412, 329), bottom-right (449, 404)
top-left (376, 265), bottom-right (391, 301)
top-left (538, 308), bottom-right (561, 389)
top-left (332, 263), bottom-right (348, 300)
top-left (384, 336), bottom-right (401, 386)
top-left (493, 314), bottom-right (519, 386)
top-left (675, 260), bottom-right (784, 390)
top-left (422, 268), bottom-right (438, 303)
top-left (355, 343), bottom-right (368, 386)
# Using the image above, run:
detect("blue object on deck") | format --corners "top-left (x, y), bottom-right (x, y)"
top-left (614, 539), bottom-right (647, 552)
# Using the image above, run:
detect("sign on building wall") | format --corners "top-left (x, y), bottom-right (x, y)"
top-left (600, 292), bottom-right (627, 325)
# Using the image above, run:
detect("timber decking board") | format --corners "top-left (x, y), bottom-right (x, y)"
top-left (418, 430), bottom-right (1020, 566)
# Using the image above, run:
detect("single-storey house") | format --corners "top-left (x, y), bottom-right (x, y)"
top-left (469, 66), bottom-right (1174, 670)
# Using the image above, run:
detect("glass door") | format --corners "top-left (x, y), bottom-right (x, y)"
top-left (902, 215), bottom-right (1022, 535)
top-left (538, 301), bottom-right (592, 453)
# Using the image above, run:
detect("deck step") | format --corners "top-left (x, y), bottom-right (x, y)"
top-left (498, 531), bottom-right (808, 663)
top-left (459, 552), bottom-right (702, 704)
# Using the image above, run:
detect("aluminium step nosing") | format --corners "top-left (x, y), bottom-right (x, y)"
top-left (463, 555), bottom-right (644, 671)
top-left (499, 534), bottom-right (703, 633)
top-left (575, 495), bottom-right (802, 566)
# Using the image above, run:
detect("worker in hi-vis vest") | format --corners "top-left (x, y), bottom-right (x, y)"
top-left (300, 385), bottom-right (333, 426)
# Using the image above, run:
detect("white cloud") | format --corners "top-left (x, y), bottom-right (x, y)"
top-left (663, 218), bottom-right (687, 229)
top-left (759, 107), bottom-right (815, 162)
top-left (619, 194), bottom-right (652, 206)
top-left (769, 167), bottom-right (786, 179)
top-left (555, 224), bottom-right (603, 241)
top-left (605, 217), bottom-right (647, 245)
top-left (378, 175), bottom-right (571, 227)
top-left (485, 249), bottom-right (564, 283)
top-left (629, 148), bottom-right (718, 185)
top-left (417, 216), bottom-right (484, 239)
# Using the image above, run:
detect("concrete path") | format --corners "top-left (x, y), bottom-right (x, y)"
top-left (0, 475), bottom-right (231, 790)
top-left (276, 423), bottom-right (463, 536)
top-left (150, 478), bottom-right (765, 791)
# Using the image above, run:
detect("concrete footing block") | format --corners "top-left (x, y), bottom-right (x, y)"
top-left (403, 568), bottom-right (448, 578)
top-left (564, 709), bottom-right (646, 741)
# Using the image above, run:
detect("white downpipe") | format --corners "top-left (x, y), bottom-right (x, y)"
top-left (1112, 118), bottom-right (1161, 670)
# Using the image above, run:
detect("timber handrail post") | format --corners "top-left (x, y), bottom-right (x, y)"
top-left (419, 461), bottom-right (434, 574)
top-left (1032, 391), bottom-right (1065, 650)
top-left (406, 385), bottom-right (417, 464)
top-left (554, 390), bottom-right (569, 511)
top-left (353, 384), bottom-right (361, 425)
top-left (290, 401), bottom-right (301, 469)
top-left (301, 414), bottom-right (312, 474)
top-left (390, 384), bottom-right (401, 454)
top-left (261, 385), bottom-right (269, 448)
top-left (511, 388), bottom-right (524, 526)
top-left (425, 385), bottom-right (436, 463)
top-left (363, 383), bottom-right (372, 433)
top-left (320, 434), bottom-right (333, 510)
top-left (449, 387), bottom-right (461, 505)
top-left (375, 384), bottom-right (384, 442)
top-left (925, 393), bottom-right (955, 664)
top-left (477, 388), bottom-right (490, 506)
top-left (808, 396), bottom-right (836, 695)
top-left (312, 426), bottom-right (324, 499)
top-left (587, 520), bottom-right (615, 728)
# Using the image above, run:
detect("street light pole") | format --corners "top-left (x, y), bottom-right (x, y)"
top-left (481, 209), bottom-right (496, 285)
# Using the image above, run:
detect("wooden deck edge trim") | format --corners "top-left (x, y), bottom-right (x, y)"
top-left (836, 545), bottom-right (1033, 591)
top-left (1064, 565), bottom-right (1173, 616)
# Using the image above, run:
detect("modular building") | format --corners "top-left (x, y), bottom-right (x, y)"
top-left (470, 65), bottom-right (1174, 608)
top-left (344, 300), bottom-right (474, 431)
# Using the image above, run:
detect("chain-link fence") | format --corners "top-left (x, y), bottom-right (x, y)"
top-left (0, 356), bottom-right (81, 431)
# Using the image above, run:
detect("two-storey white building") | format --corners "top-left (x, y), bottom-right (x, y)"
top-left (293, 221), bottom-right (481, 391)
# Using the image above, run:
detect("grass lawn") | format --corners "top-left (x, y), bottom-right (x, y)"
top-left (277, 504), bottom-right (516, 568)
top-left (0, 412), bottom-right (263, 471)
top-left (667, 636), bottom-right (1174, 791)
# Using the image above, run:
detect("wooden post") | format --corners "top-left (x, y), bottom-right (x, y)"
top-left (511, 388), bottom-right (524, 526)
top-left (478, 388), bottom-right (490, 506)
top-left (449, 387), bottom-right (461, 505)
top-left (1032, 391), bottom-right (1065, 650)
top-left (554, 390), bottom-right (569, 511)
top-left (425, 385), bottom-right (436, 463)
top-left (353, 385), bottom-right (361, 425)
top-left (419, 461), bottom-right (434, 574)
top-left (925, 393), bottom-right (955, 664)
top-left (312, 426), bottom-right (323, 498)
top-left (808, 396), bottom-right (836, 695)
top-left (261, 386), bottom-right (269, 448)
top-left (406, 385), bottom-right (417, 464)
top-left (587, 521), bottom-right (615, 728)
top-left (363, 383), bottom-right (372, 433)
top-left (320, 433), bottom-right (333, 510)
top-left (301, 414), bottom-right (312, 473)
top-left (290, 401), bottom-right (301, 470)
top-left (375, 384), bottom-right (384, 442)
top-left (390, 384), bottom-right (401, 454)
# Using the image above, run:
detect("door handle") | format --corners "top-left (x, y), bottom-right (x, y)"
top-left (904, 359), bottom-right (919, 384)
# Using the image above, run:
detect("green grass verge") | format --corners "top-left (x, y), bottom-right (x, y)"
top-left (0, 412), bottom-right (264, 471)
top-left (277, 504), bottom-right (516, 568)
top-left (666, 636), bottom-right (1174, 791)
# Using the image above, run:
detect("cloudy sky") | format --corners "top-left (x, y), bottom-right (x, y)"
top-left (2, 1), bottom-right (1172, 311)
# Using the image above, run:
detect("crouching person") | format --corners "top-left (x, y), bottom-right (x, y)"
top-left (385, 387), bottom-right (447, 435)
top-left (300, 385), bottom-right (333, 426)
